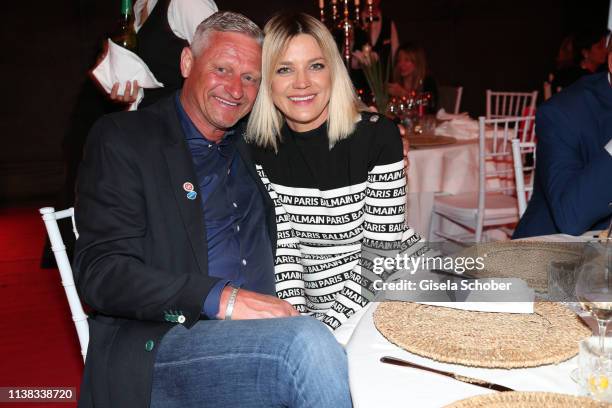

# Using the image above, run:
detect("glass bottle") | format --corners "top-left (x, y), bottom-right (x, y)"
top-left (112, 0), bottom-right (137, 51)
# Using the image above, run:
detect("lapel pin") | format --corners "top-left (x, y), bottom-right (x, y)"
top-left (183, 182), bottom-right (194, 192)
top-left (186, 191), bottom-right (197, 200)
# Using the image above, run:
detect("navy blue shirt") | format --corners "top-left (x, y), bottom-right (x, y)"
top-left (175, 95), bottom-right (276, 318)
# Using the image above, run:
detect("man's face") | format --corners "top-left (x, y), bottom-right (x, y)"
top-left (587, 36), bottom-right (608, 66)
top-left (180, 31), bottom-right (262, 141)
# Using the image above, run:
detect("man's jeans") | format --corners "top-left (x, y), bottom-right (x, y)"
top-left (150, 316), bottom-right (352, 407)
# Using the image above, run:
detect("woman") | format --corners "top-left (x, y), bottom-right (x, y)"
top-left (247, 13), bottom-right (425, 329)
top-left (387, 42), bottom-right (438, 113)
top-left (551, 29), bottom-right (609, 92)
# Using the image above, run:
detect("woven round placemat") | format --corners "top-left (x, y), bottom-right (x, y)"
top-left (456, 241), bottom-right (582, 292)
top-left (443, 392), bottom-right (609, 408)
top-left (374, 302), bottom-right (590, 368)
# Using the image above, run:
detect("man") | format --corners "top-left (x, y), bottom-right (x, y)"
top-left (73, 11), bottom-right (351, 408)
top-left (513, 34), bottom-right (612, 238)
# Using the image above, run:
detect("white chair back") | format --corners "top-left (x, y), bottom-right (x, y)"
top-left (475, 116), bottom-right (535, 238)
top-left (485, 90), bottom-right (538, 119)
top-left (438, 85), bottom-right (463, 114)
top-left (39, 207), bottom-right (88, 362)
top-left (511, 139), bottom-right (537, 217)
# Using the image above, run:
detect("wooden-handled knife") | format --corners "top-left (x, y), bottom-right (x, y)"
top-left (380, 356), bottom-right (515, 392)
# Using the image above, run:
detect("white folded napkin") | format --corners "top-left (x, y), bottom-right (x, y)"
top-left (436, 108), bottom-right (470, 121)
top-left (434, 116), bottom-right (480, 140)
top-left (416, 276), bottom-right (534, 314)
top-left (380, 268), bottom-right (535, 314)
top-left (92, 39), bottom-right (164, 110)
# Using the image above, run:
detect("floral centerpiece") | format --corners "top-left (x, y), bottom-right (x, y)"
top-left (354, 44), bottom-right (391, 113)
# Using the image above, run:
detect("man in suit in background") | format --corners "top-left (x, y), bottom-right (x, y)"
top-left (73, 11), bottom-right (351, 408)
top-left (513, 34), bottom-right (612, 238)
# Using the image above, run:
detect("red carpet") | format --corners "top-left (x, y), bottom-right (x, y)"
top-left (0, 206), bottom-right (82, 407)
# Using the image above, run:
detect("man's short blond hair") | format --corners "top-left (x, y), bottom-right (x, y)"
top-left (191, 11), bottom-right (263, 56)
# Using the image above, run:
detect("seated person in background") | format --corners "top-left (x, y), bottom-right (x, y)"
top-left (387, 42), bottom-right (438, 113)
top-left (551, 28), bottom-right (609, 93)
top-left (247, 13), bottom-right (425, 330)
top-left (555, 34), bottom-right (575, 71)
top-left (513, 35), bottom-right (612, 238)
top-left (74, 11), bottom-right (350, 407)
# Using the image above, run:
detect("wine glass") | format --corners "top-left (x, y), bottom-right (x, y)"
top-left (575, 240), bottom-right (612, 353)
top-left (386, 97), bottom-right (399, 120)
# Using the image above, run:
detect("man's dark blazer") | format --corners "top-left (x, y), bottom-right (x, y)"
top-left (513, 73), bottom-right (612, 238)
top-left (73, 95), bottom-right (276, 407)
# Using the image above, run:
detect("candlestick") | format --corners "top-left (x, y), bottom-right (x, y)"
top-left (342, 0), bottom-right (352, 66)
top-left (319, 0), bottom-right (325, 23)
top-left (332, 0), bottom-right (338, 23)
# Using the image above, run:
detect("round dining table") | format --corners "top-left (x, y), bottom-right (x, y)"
top-left (343, 302), bottom-right (582, 407)
top-left (405, 137), bottom-right (480, 238)
top-left (332, 232), bottom-right (599, 407)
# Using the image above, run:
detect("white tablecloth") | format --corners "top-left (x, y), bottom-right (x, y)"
top-left (405, 139), bottom-right (480, 237)
top-left (341, 231), bottom-right (600, 407)
top-left (345, 303), bottom-right (580, 408)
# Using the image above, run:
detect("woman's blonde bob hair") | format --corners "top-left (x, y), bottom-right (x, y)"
top-left (246, 12), bottom-right (361, 151)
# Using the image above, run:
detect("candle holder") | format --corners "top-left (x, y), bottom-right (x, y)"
top-left (317, 0), bottom-right (374, 67)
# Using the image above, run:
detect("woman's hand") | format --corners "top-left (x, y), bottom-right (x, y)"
top-left (110, 80), bottom-right (140, 104)
top-left (351, 50), bottom-right (364, 69)
top-left (402, 136), bottom-right (410, 171)
top-left (398, 124), bottom-right (410, 171)
top-left (387, 82), bottom-right (405, 97)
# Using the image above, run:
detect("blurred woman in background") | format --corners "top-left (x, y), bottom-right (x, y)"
top-left (551, 28), bottom-right (609, 92)
top-left (387, 42), bottom-right (438, 113)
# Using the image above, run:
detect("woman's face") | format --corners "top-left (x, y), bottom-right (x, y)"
top-left (396, 50), bottom-right (416, 78)
top-left (270, 34), bottom-right (331, 133)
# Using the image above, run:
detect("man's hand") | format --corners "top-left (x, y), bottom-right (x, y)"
top-left (217, 286), bottom-right (299, 320)
top-left (110, 80), bottom-right (140, 104)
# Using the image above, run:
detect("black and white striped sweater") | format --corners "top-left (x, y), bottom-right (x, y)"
top-left (250, 113), bottom-right (424, 329)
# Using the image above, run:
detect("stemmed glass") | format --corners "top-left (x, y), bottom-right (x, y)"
top-left (575, 235), bottom-right (612, 353)
top-left (385, 97), bottom-right (396, 118)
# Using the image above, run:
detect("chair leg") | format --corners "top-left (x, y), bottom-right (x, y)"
top-left (475, 218), bottom-right (483, 243)
top-left (428, 211), bottom-right (437, 242)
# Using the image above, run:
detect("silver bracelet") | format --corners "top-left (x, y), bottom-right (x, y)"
top-left (224, 286), bottom-right (240, 320)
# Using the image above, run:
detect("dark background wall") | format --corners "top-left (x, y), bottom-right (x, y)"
top-left (1, 0), bottom-right (608, 203)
